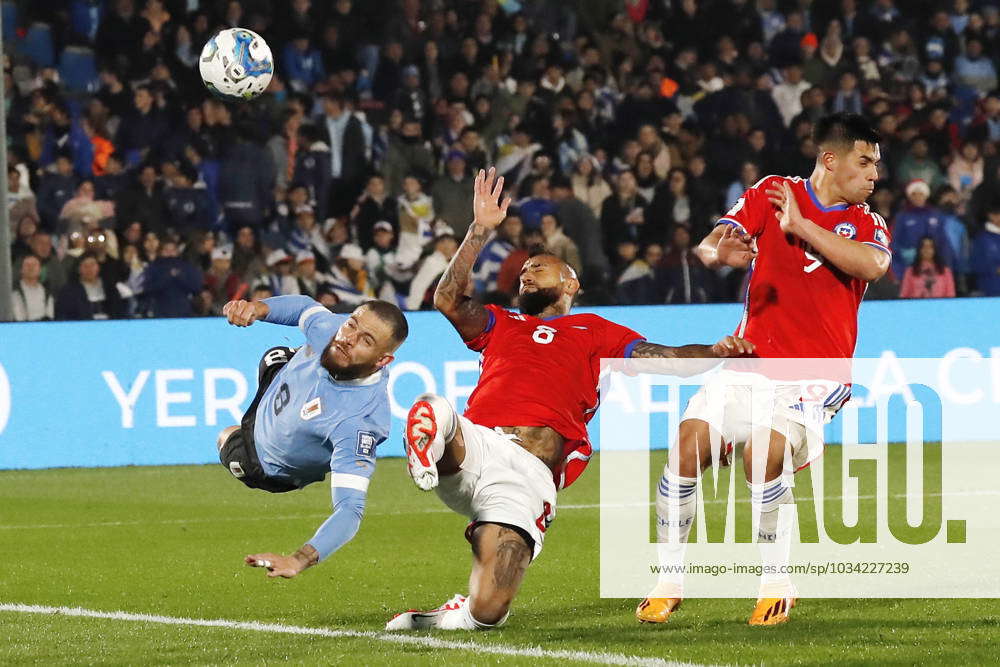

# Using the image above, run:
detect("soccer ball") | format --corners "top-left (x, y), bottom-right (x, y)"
top-left (199, 28), bottom-right (274, 100)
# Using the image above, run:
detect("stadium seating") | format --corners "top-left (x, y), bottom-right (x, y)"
top-left (58, 46), bottom-right (100, 94)
top-left (15, 22), bottom-right (55, 69)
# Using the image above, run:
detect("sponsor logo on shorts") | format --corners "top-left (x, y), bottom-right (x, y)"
top-left (834, 222), bottom-right (857, 239)
top-left (356, 431), bottom-right (377, 457)
top-left (300, 397), bottom-right (322, 420)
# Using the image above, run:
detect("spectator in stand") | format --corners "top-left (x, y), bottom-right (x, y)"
top-left (351, 175), bottom-right (397, 250)
top-left (613, 240), bottom-right (658, 305)
top-left (265, 249), bottom-right (299, 296)
top-left (217, 124), bottom-right (275, 232)
top-left (117, 164), bottom-right (168, 236)
top-left (891, 179), bottom-right (956, 280)
top-left (516, 175), bottom-right (557, 230)
top-left (327, 243), bottom-right (374, 306)
top-left (933, 186), bottom-right (972, 293)
top-left (203, 246), bottom-right (246, 313)
top-left (319, 92), bottom-right (368, 216)
top-left (895, 138), bottom-right (946, 190)
top-left (365, 221), bottom-right (403, 299)
top-left (383, 117), bottom-right (436, 198)
top-left (231, 226), bottom-right (267, 285)
top-left (25, 231), bottom-right (67, 294)
top-left (947, 141), bottom-right (984, 210)
top-left (571, 154), bottom-right (612, 219)
top-left (657, 224), bottom-right (713, 304)
top-left (283, 32), bottom-right (326, 93)
top-left (432, 151), bottom-right (475, 238)
top-left (11, 255), bottom-right (54, 322)
top-left (900, 236), bottom-right (956, 299)
top-left (601, 170), bottom-right (650, 259)
top-left (114, 85), bottom-right (168, 165)
top-left (268, 109), bottom-right (303, 191)
top-left (405, 232), bottom-right (459, 311)
top-left (293, 251), bottom-right (330, 299)
top-left (396, 175), bottom-right (435, 270)
top-left (539, 214), bottom-right (582, 278)
top-left (726, 162), bottom-right (762, 212)
top-left (292, 123), bottom-right (333, 223)
top-left (141, 239), bottom-right (203, 317)
top-left (287, 205), bottom-right (329, 261)
top-left (55, 253), bottom-right (124, 321)
top-left (972, 200), bottom-right (1000, 297)
top-left (953, 37), bottom-right (998, 95)
top-left (165, 163), bottom-right (214, 232)
top-left (36, 154), bottom-right (78, 232)
top-left (772, 64), bottom-right (811, 128)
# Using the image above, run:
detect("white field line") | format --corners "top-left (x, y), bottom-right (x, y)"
top-left (0, 490), bottom-right (996, 532)
top-left (0, 603), bottom-right (708, 667)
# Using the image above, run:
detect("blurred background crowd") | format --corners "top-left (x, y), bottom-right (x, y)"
top-left (5, 0), bottom-right (1000, 322)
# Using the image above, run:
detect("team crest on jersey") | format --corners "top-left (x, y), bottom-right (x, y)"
top-left (300, 397), bottom-right (322, 420)
top-left (834, 222), bottom-right (857, 239)
top-left (356, 431), bottom-right (377, 457)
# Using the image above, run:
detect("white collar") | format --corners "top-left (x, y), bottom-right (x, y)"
top-left (329, 368), bottom-right (383, 386)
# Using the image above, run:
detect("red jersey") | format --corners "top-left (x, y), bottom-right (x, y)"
top-left (464, 304), bottom-right (644, 489)
top-left (720, 176), bottom-right (890, 360)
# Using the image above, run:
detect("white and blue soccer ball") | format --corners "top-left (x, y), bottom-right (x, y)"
top-left (199, 28), bottom-right (274, 100)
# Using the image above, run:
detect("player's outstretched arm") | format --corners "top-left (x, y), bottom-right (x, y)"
top-left (766, 182), bottom-right (889, 281)
top-left (434, 167), bottom-right (511, 341)
top-left (631, 336), bottom-right (755, 359)
top-left (695, 224), bottom-right (757, 269)
top-left (245, 486), bottom-right (367, 578)
top-left (624, 337), bottom-right (755, 377)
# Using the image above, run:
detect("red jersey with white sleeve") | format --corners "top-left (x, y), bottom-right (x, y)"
top-left (463, 304), bottom-right (645, 489)
top-left (719, 175), bottom-right (890, 360)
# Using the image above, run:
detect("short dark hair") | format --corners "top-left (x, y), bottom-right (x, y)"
top-left (813, 112), bottom-right (880, 152)
top-left (358, 300), bottom-right (409, 348)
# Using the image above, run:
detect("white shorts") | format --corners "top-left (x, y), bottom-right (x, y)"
top-left (435, 416), bottom-right (557, 560)
top-left (681, 370), bottom-right (849, 472)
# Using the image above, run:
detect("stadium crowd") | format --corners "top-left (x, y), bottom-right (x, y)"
top-left (5, 0), bottom-right (1000, 321)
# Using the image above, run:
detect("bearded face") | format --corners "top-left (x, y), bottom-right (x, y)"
top-left (518, 285), bottom-right (562, 316)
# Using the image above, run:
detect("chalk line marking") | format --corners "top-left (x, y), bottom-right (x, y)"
top-left (0, 603), bottom-right (709, 667)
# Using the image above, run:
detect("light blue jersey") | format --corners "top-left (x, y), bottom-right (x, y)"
top-left (253, 295), bottom-right (391, 560)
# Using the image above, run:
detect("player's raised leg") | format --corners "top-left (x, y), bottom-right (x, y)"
top-left (637, 418), bottom-right (716, 623)
top-left (744, 425), bottom-right (797, 626)
top-left (404, 392), bottom-right (465, 490)
top-left (386, 522), bottom-right (530, 630)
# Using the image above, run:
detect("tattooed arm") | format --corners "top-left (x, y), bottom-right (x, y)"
top-left (624, 336), bottom-right (755, 376)
top-left (631, 336), bottom-right (755, 359)
top-left (433, 167), bottom-right (511, 341)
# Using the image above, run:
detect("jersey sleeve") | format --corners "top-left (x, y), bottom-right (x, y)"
top-left (300, 305), bottom-right (348, 354)
top-left (592, 316), bottom-right (646, 359)
top-left (464, 303), bottom-right (506, 352)
top-left (717, 176), bottom-right (777, 237)
top-left (853, 207), bottom-right (891, 256)
top-left (304, 416), bottom-right (386, 562)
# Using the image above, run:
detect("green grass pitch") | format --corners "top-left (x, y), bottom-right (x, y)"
top-left (1, 453), bottom-right (997, 666)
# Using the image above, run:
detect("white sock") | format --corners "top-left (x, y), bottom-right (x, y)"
top-left (651, 469), bottom-right (698, 598)
top-left (748, 478), bottom-right (796, 598)
top-left (435, 599), bottom-right (507, 630)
